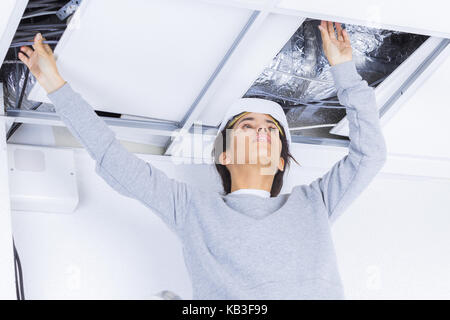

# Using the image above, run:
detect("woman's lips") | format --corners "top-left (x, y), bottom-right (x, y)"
top-left (253, 134), bottom-right (271, 143)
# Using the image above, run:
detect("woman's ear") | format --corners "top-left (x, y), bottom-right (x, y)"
top-left (278, 157), bottom-right (285, 172)
top-left (219, 151), bottom-right (231, 166)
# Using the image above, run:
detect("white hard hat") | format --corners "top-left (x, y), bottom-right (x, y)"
top-left (217, 97), bottom-right (291, 148)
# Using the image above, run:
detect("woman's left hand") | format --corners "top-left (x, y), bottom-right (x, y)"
top-left (318, 20), bottom-right (353, 66)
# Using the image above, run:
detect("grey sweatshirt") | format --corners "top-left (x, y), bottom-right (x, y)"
top-left (47, 60), bottom-right (387, 300)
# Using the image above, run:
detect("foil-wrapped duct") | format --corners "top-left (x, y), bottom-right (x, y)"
top-left (244, 18), bottom-right (428, 138)
top-left (1, 58), bottom-right (55, 112)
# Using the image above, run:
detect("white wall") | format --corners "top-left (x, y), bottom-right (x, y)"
top-left (0, 118), bottom-right (16, 299)
top-left (333, 176), bottom-right (450, 299)
top-left (7, 140), bottom-right (450, 299)
top-left (10, 146), bottom-right (221, 300)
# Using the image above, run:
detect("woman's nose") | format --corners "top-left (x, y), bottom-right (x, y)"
top-left (257, 127), bottom-right (268, 134)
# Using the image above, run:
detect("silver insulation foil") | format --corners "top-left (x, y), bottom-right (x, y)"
top-left (244, 18), bottom-right (428, 137)
top-left (1, 60), bottom-right (55, 112)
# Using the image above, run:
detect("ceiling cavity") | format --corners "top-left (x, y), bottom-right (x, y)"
top-left (244, 18), bottom-right (429, 140)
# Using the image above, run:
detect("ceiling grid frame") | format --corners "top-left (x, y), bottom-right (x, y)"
top-left (163, 0), bottom-right (284, 156)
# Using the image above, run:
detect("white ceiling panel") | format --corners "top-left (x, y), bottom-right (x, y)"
top-left (28, 0), bottom-right (255, 121)
top-left (276, 0), bottom-right (450, 38)
top-left (0, 0), bottom-right (28, 65)
top-left (382, 47), bottom-right (450, 159)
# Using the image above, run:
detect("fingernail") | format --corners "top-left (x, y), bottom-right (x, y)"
top-left (36, 33), bottom-right (42, 40)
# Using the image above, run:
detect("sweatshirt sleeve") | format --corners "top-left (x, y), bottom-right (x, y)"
top-left (307, 60), bottom-right (387, 224)
top-left (47, 82), bottom-right (192, 237)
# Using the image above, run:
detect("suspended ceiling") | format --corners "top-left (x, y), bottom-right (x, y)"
top-left (1, 0), bottom-right (449, 160)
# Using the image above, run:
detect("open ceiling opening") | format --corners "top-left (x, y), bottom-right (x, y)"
top-left (243, 18), bottom-right (429, 141)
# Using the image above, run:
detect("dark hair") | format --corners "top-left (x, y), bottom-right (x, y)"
top-left (211, 111), bottom-right (300, 197)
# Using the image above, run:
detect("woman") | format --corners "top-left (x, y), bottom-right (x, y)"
top-left (18, 20), bottom-right (387, 299)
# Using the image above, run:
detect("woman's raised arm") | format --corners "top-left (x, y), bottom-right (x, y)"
top-left (18, 33), bottom-right (194, 237)
top-left (307, 60), bottom-right (387, 224)
top-left (306, 21), bottom-right (387, 224)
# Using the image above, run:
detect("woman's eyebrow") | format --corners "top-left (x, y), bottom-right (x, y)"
top-left (236, 117), bottom-right (254, 125)
top-left (236, 117), bottom-right (277, 126)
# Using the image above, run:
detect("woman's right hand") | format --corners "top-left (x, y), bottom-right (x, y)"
top-left (318, 20), bottom-right (353, 67)
top-left (18, 32), bottom-right (66, 94)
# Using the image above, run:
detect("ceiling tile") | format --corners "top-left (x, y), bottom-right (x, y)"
top-left (28, 0), bottom-right (254, 122)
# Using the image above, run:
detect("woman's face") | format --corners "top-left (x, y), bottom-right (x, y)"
top-left (221, 112), bottom-right (285, 175)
